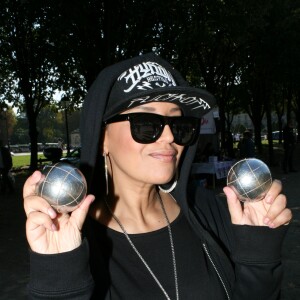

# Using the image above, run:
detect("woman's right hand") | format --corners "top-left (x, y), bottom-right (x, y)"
top-left (23, 171), bottom-right (95, 254)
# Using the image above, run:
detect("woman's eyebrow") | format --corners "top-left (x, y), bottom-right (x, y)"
top-left (133, 106), bottom-right (182, 113)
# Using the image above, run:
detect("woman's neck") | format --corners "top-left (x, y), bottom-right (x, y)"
top-left (90, 188), bottom-right (180, 234)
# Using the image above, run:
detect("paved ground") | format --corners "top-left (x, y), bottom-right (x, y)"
top-left (0, 146), bottom-right (299, 300)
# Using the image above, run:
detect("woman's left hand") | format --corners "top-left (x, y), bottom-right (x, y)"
top-left (223, 179), bottom-right (292, 228)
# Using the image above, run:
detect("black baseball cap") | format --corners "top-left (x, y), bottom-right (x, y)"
top-left (103, 53), bottom-right (216, 121)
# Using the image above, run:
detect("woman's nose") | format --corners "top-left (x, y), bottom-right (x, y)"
top-left (157, 125), bottom-right (174, 144)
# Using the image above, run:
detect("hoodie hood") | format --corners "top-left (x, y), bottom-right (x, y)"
top-left (79, 52), bottom-right (216, 211)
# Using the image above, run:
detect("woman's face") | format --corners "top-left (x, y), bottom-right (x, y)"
top-left (103, 102), bottom-right (185, 187)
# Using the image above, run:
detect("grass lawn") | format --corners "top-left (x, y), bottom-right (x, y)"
top-left (12, 154), bottom-right (47, 169)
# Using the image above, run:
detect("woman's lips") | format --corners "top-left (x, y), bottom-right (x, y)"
top-left (149, 150), bottom-right (177, 162)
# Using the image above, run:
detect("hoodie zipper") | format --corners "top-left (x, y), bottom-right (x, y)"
top-left (202, 243), bottom-right (231, 300)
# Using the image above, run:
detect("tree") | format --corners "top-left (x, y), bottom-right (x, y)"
top-left (0, 0), bottom-right (179, 169)
top-left (276, 0), bottom-right (300, 139)
top-left (37, 105), bottom-right (64, 143)
top-left (0, 106), bottom-right (16, 145)
top-left (10, 113), bottom-right (29, 145)
top-left (0, 0), bottom-right (65, 169)
top-left (1, 0), bottom-right (299, 168)
top-left (167, 0), bottom-right (249, 149)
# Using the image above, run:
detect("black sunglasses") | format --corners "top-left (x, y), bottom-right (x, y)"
top-left (105, 113), bottom-right (200, 146)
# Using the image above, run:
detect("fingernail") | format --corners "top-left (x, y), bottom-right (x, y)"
top-left (32, 171), bottom-right (40, 179)
top-left (265, 196), bottom-right (272, 204)
top-left (264, 217), bottom-right (270, 225)
top-left (51, 223), bottom-right (57, 231)
top-left (268, 223), bottom-right (275, 228)
top-left (48, 207), bottom-right (57, 218)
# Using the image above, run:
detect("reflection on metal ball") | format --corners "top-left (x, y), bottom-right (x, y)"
top-left (36, 162), bottom-right (87, 213)
top-left (227, 158), bottom-right (272, 202)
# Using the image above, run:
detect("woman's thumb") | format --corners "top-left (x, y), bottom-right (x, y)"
top-left (223, 186), bottom-right (243, 224)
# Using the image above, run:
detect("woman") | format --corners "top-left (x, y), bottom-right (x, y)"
top-left (24, 53), bottom-right (291, 299)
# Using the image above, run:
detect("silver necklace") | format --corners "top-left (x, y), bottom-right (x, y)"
top-left (104, 192), bottom-right (179, 300)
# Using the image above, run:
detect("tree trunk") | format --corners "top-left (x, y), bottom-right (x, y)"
top-left (218, 98), bottom-right (226, 150)
top-left (265, 100), bottom-right (274, 166)
top-left (26, 103), bottom-right (38, 171)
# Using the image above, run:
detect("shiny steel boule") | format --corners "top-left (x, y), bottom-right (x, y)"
top-left (36, 162), bottom-right (87, 213)
top-left (227, 158), bottom-right (272, 202)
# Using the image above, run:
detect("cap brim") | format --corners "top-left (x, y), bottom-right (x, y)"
top-left (103, 86), bottom-right (216, 121)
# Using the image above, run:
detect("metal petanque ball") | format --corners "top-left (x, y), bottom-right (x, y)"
top-left (36, 162), bottom-right (87, 213)
top-left (227, 158), bottom-right (272, 202)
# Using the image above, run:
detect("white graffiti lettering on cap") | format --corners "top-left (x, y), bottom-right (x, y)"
top-left (128, 94), bottom-right (211, 111)
top-left (137, 78), bottom-right (169, 90)
top-left (118, 61), bottom-right (177, 93)
top-left (146, 75), bottom-right (170, 85)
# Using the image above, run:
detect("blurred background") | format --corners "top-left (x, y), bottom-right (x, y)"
top-left (0, 0), bottom-right (299, 172)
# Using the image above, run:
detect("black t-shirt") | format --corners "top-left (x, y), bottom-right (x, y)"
top-left (85, 210), bottom-right (226, 299)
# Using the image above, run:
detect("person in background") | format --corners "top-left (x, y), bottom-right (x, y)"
top-left (0, 140), bottom-right (14, 194)
top-left (238, 130), bottom-right (255, 159)
top-left (23, 53), bottom-right (291, 299)
top-left (57, 138), bottom-right (64, 151)
top-left (223, 131), bottom-right (235, 159)
top-left (282, 120), bottom-right (297, 173)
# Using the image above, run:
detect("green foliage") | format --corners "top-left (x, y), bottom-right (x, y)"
top-left (0, 107), bottom-right (16, 143)
top-left (0, 0), bottom-right (299, 167)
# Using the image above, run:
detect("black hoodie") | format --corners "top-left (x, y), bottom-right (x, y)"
top-left (28, 53), bottom-right (288, 300)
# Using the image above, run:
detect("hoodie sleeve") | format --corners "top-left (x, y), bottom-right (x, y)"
top-left (190, 186), bottom-right (288, 300)
top-left (28, 239), bottom-right (94, 299)
top-left (230, 224), bottom-right (287, 300)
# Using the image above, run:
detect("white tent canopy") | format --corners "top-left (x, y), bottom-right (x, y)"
top-left (200, 107), bottom-right (219, 135)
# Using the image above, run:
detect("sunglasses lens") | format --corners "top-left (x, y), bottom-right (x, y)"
top-left (131, 114), bottom-right (162, 143)
top-left (130, 114), bottom-right (198, 145)
top-left (171, 118), bottom-right (198, 145)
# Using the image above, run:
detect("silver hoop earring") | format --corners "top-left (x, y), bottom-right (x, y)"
top-left (158, 171), bottom-right (178, 193)
top-left (103, 152), bottom-right (109, 196)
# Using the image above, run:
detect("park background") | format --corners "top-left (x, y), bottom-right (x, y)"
top-left (0, 0), bottom-right (299, 171)
top-left (0, 1), bottom-right (299, 299)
